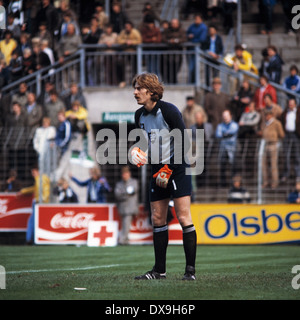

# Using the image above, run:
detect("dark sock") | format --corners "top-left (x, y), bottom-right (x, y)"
top-left (182, 224), bottom-right (197, 269)
top-left (153, 225), bottom-right (168, 273)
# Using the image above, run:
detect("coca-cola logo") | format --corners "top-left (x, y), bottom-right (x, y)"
top-left (0, 200), bottom-right (8, 214)
top-left (50, 210), bottom-right (96, 229)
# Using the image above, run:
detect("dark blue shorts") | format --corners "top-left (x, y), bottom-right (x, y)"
top-left (149, 165), bottom-right (192, 202)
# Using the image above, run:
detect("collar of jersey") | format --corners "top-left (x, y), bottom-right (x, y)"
top-left (142, 101), bottom-right (160, 115)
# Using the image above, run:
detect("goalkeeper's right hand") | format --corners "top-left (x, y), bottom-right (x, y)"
top-left (130, 147), bottom-right (147, 167)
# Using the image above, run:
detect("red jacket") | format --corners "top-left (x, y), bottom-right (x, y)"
top-left (254, 84), bottom-right (277, 110)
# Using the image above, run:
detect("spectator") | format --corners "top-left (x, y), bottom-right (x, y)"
top-left (17, 32), bottom-right (32, 57)
top-left (11, 82), bottom-right (28, 109)
top-left (287, 179), bottom-right (300, 203)
top-left (37, 21), bottom-right (53, 49)
top-left (41, 39), bottom-right (55, 67)
top-left (187, 13), bottom-right (208, 44)
top-left (18, 166), bottom-right (50, 244)
top-left (54, 177), bottom-right (78, 203)
top-left (0, 59), bottom-right (10, 88)
top-left (24, 92), bottom-right (43, 132)
top-left (36, 0), bottom-right (59, 39)
top-left (45, 90), bottom-right (66, 128)
top-left (8, 49), bottom-right (23, 82)
top-left (238, 101), bottom-right (261, 140)
top-left (0, 30), bottom-right (18, 65)
top-left (202, 24), bottom-right (224, 87)
top-left (140, 15), bottom-right (162, 75)
top-left (141, 2), bottom-right (161, 27)
top-left (265, 45), bottom-right (284, 84)
top-left (186, 14), bottom-right (208, 83)
top-left (232, 79), bottom-right (253, 121)
top-left (221, 0), bottom-right (237, 33)
top-left (283, 65), bottom-right (300, 95)
top-left (32, 43), bottom-right (51, 71)
top-left (37, 81), bottom-right (55, 108)
top-left (3, 169), bottom-right (22, 192)
top-left (261, 109), bottom-right (285, 189)
top-left (254, 75), bottom-right (277, 110)
top-left (117, 21), bottom-right (142, 87)
top-left (227, 174), bottom-right (251, 203)
top-left (6, 13), bottom-right (21, 40)
top-left (63, 82), bottom-right (87, 110)
top-left (94, 2), bottom-right (109, 30)
top-left (69, 166), bottom-right (111, 203)
top-left (5, 101), bottom-right (28, 128)
top-left (22, 48), bottom-right (36, 76)
top-left (215, 109), bottom-right (239, 187)
top-left (82, 17), bottom-right (103, 86)
top-left (182, 96), bottom-right (207, 129)
top-left (98, 23), bottom-right (118, 85)
top-left (259, 0), bottom-right (276, 34)
top-left (114, 166), bottom-right (139, 245)
top-left (204, 77), bottom-right (231, 130)
top-left (161, 18), bottom-right (187, 84)
top-left (58, 23), bottom-right (82, 64)
top-left (110, 2), bottom-right (128, 34)
top-left (59, 10), bottom-right (80, 38)
top-left (280, 98), bottom-right (300, 182)
top-left (65, 100), bottom-right (90, 136)
top-left (262, 93), bottom-right (283, 120)
top-left (55, 110), bottom-right (72, 155)
top-left (33, 117), bottom-right (56, 156)
top-left (225, 44), bottom-right (258, 75)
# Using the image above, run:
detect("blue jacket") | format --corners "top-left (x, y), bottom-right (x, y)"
top-left (55, 120), bottom-right (72, 153)
top-left (71, 176), bottom-right (111, 203)
top-left (287, 191), bottom-right (300, 203)
top-left (187, 22), bottom-right (208, 44)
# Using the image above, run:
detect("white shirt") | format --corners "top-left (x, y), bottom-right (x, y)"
top-left (285, 108), bottom-right (296, 132)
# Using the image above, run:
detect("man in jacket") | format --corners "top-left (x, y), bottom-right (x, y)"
top-left (280, 97), bottom-right (300, 182)
top-left (114, 166), bottom-right (139, 245)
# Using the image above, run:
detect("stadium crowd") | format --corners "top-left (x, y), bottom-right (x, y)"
top-left (0, 0), bottom-right (299, 203)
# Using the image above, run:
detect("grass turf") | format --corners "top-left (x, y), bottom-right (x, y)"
top-left (0, 244), bottom-right (299, 300)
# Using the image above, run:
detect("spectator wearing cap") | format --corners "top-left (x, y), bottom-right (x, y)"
top-left (261, 109), bottom-right (285, 189)
top-left (204, 77), bottom-right (231, 130)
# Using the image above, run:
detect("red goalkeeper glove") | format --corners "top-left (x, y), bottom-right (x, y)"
top-left (131, 147), bottom-right (147, 167)
top-left (153, 164), bottom-right (173, 188)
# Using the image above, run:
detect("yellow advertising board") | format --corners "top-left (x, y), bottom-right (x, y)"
top-left (191, 204), bottom-right (300, 244)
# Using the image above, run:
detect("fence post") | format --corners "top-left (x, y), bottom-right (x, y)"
top-left (257, 139), bottom-right (265, 204)
top-left (195, 45), bottom-right (201, 88)
top-left (79, 48), bottom-right (86, 89)
top-left (137, 45), bottom-right (143, 75)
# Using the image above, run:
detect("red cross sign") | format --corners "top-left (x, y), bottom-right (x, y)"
top-left (88, 221), bottom-right (119, 247)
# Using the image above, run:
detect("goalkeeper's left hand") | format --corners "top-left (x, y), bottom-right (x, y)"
top-left (153, 164), bottom-right (173, 188)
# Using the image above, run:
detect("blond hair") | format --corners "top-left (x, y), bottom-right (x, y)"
top-left (132, 73), bottom-right (164, 102)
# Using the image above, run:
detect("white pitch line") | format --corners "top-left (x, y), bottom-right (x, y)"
top-left (6, 264), bottom-right (122, 275)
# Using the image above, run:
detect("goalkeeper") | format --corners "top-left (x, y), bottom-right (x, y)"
top-left (131, 73), bottom-right (197, 280)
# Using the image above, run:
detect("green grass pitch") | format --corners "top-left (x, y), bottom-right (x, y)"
top-left (0, 244), bottom-right (299, 300)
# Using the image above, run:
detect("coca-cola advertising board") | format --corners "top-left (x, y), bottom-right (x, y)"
top-left (35, 204), bottom-right (183, 245)
top-left (0, 193), bottom-right (33, 231)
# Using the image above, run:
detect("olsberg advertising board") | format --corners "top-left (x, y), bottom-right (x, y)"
top-left (191, 204), bottom-right (300, 244)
